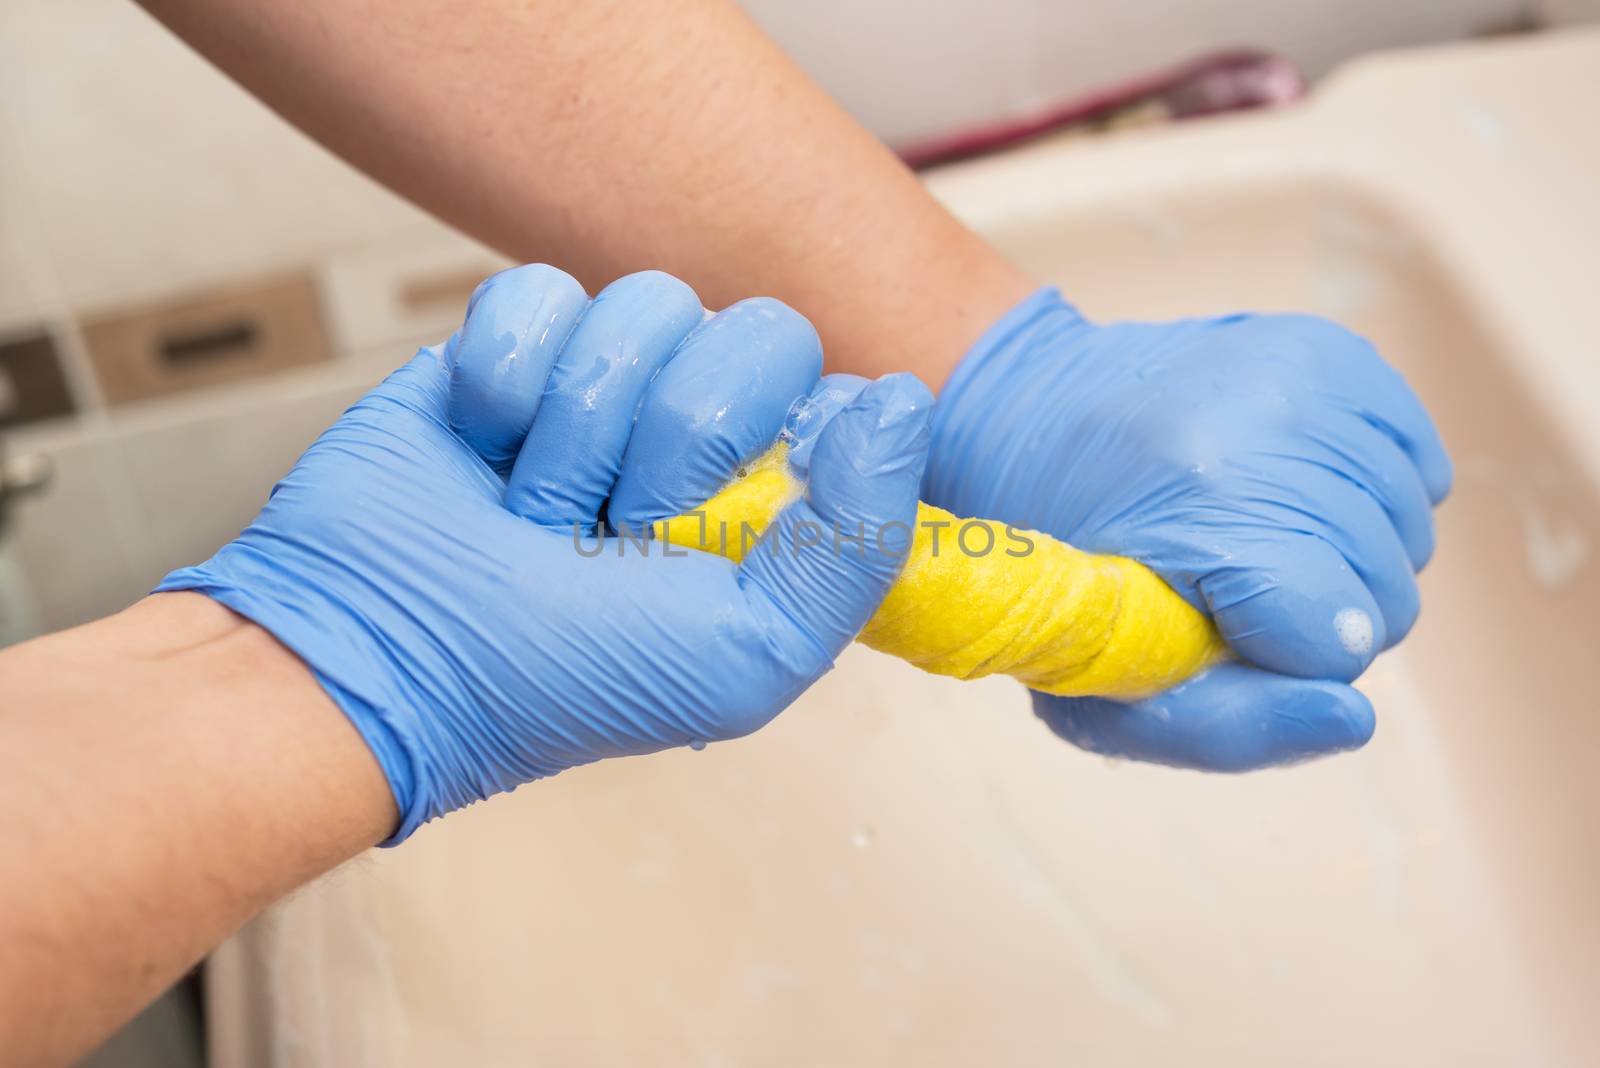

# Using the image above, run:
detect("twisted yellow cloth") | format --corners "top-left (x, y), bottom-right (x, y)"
top-left (656, 445), bottom-right (1227, 700)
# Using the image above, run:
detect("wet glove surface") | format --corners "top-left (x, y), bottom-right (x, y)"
top-left (925, 289), bottom-right (1452, 770)
top-left (158, 266), bottom-right (932, 842)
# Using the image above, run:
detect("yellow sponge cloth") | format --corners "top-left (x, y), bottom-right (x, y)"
top-left (655, 445), bottom-right (1226, 700)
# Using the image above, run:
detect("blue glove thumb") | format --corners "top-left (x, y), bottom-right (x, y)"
top-left (1037, 662), bottom-right (1377, 772)
top-left (738, 372), bottom-right (934, 656)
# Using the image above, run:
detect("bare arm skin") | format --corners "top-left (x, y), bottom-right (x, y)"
top-left (133, 0), bottom-right (1034, 384)
top-left (0, 594), bottom-right (394, 1067)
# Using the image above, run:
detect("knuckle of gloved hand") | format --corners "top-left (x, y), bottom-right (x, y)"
top-left (724, 588), bottom-right (833, 687)
top-left (1032, 699), bottom-right (1114, 756)
top-left (1239, 314), bottom-right (1364, 378)
top-left (706, 696), bottom-right (782, 742)
top-left (1277, 311), bottom-right (1367, 350)
top-left (1382, 579), bottom-right (1423, 645)
top-left (703, 647), bottom-right (802, 741)
top-left (1187, 738), bottom-right (1264, 774)
top-left (476, 262), bottom-right (572, 309)
top-left (1146, 422), bottom-right (1237, 496)
top-left (728, 294), bottom-right (815, 336)
top-left (1240, 354), bottom-right (1325, 403)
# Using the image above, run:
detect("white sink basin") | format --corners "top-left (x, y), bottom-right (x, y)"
top-left (206, 30), bottom-right (1600, 1067)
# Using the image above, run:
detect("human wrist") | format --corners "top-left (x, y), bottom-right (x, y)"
top-left (0, 593), bottom-right (399, 1062)
top-left (156, 545), bottom-right (427, 842)
top-left (126, 593), bottom-right (400, 853)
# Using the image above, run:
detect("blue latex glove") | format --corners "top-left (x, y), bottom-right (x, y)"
top-left (158, 265), bottom-right (932, 842)
top-left (925, 289), bottom-right (1452, 771)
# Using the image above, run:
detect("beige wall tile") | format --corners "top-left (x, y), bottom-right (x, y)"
top-left (5, 433), bottom-right (150, 632)
top-left (318, 227), bottom-right (510, 356)
top-left (0, 114), bottom-right (62, 319)
top-left (0, 0), bottom-right (436, 309)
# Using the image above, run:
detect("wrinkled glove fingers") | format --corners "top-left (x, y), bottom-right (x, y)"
top-left (504, 271), bottom-right (703, 530)
top-left (609, 298), bottom-right (823, 534)
top-left (1198, 531), bottom-right (1388, 682)
top-left (1261, 467), bottom-right (1422, 647)
top-left (1347, 356), bottom-right (1453, 504)
top-left (1308, 415), bottom-right (1438, 570)
top-left (444, 264), bottom-right (588, 474)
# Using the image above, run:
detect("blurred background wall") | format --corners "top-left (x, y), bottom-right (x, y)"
top-left (743, 0), bottom-right (1595, 145)
top-left (5, 1), bottom-right (1599, 398)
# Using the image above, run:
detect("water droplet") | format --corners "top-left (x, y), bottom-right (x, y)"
top-left (688, 738), bottom-right (707, 752)
top-left (779, 394), bottom-right (819, 445)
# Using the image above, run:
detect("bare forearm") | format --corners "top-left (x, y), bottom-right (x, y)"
top-left (134, 0), bottom-right (1032, 382)
top-left (0, 594), bottom-right (393, 1066)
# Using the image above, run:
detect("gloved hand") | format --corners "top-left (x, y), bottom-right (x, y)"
top-left (159, 265), bottom-right (933, 842)
top-left (925, 289), bottom-right (1452, 771)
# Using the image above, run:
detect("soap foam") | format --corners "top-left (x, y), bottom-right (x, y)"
top-left (1334, 607), bottom-right (1375, 657)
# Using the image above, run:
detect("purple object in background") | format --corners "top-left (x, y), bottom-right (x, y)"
top-left (899, 50), bottom-right (1305, 169)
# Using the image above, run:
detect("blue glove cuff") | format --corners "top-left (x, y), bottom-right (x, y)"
top-left (939, 287), bottom-right (1074, 411)
top-left (926, 286), bottom-right (1084, 507)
